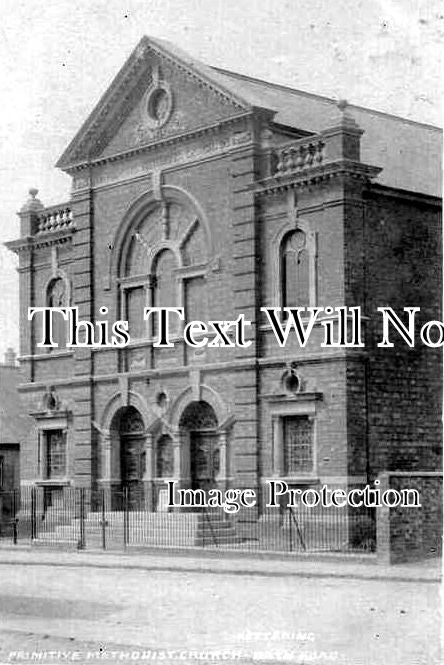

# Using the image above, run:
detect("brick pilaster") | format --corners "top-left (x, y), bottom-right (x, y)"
top-left (70, 185), bottom-right (95, 488)
top-left (230, 141), bottom-right (260, 487)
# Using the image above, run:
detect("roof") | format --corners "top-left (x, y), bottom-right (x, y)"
top-left (211, 67), bottom-right (442, 198)
top-left (57, 36), bottom-right (442, 198)
top-left (0, 365), bottom-right (31, 444)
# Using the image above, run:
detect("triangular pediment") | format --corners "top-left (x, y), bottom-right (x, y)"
top-left (56, 36), bottom-right (252, 170)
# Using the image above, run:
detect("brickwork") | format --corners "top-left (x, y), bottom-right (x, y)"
top-left (5, 37), bottom-right (442, 557)
top-left (362, 193), bottom-right (442, 475)
top-left (377, 472), bottom-right (443, 563)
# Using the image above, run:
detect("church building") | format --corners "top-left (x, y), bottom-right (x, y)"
top-left (6, 37), bottom-right (442, 512)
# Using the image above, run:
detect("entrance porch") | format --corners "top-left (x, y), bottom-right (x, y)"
top-left (97, 398), bottom-right (232, 512)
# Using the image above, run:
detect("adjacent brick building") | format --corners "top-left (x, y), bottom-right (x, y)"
top-left (0, 349), bottom-right (32, 529)
top-left (6, 37), bottom-right (442, 512)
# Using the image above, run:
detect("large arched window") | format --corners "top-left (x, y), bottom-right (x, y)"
top-left (116, 194), bottom-right (212, 345)
top-left (47, 277), bottom-right (67, 349)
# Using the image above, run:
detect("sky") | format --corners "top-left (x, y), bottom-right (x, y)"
top-left (0, 0), bottom-right (442, 359)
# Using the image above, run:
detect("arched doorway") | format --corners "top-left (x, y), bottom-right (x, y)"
top-left (111, 406), bottom-right (145, 508)
top-left (179, 401), bottom-right (219, 491)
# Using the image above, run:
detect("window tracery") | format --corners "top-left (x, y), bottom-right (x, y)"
top-left (281, 229), bottom-right (310, 309)
top-left (272, 220), bottom-right (317, 312)
top-left (118, 196), bottom-right (210, 340)
top-left (47, 277), bottom-right (68, 349)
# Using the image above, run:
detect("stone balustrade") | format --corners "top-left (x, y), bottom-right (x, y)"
top-left (273, 136), bottom-right (325, 176)
top-left (266, 108), bottom-right (364, 179)
top-left (36, 205), bottom-right (73, 234)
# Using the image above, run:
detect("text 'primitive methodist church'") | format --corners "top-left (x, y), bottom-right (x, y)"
top-left (6, 36), bottom-right (442, 512)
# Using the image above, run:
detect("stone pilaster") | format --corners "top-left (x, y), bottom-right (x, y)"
top-left (142, 432), bottom-right (155, 510)
top-left (216, 430), bottom-right (228, 490)
top-left (272, 416), bottom-right (283, 476)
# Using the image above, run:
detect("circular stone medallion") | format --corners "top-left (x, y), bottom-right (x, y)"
top-left (146, 82), bottom-right (172, 129)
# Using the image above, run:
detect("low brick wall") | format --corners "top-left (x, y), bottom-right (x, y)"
top-left (377, 471), bottom-right (442, 564)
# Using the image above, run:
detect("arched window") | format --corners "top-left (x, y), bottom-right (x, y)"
top-left (47, 277), bottom-right (67, 349)
top-left (116, 196), bottom-right (211, 347)
top-left (281, 229), bottom-right (310, 309)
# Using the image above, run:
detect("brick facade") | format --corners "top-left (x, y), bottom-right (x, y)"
top-left (6, 37), bottom-right (442, 510)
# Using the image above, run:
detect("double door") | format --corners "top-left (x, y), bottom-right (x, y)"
top-left (121, 434), bottom-right (144, 508)
top-left (190, 431), bottom-right (219, 491)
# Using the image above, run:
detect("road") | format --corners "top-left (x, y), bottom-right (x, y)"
top-left (0, 559), bottom-right (440, 665)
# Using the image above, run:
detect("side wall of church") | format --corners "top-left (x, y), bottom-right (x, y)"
top-left (256, 177), bottom-right (354, 489)
top-left (360, 192), bottom-right (442, 475)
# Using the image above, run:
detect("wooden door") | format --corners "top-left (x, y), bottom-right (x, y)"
top-left (190, 431), bottom-right (219, 491)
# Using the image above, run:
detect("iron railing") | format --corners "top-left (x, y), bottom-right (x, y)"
top-left (0, 486), bottom-right (376, 554)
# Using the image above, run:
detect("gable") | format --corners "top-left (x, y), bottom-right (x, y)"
top-left (100, 55), bottom-right (245, 159)
top-left (56, 37), bottom-right (250, 170)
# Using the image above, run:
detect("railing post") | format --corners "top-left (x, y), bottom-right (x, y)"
top-left (12, 488), bottom-right (17, 519)
top-left (11, 490), bottom-right (17, 544)
top-left (288, 507), bottom-right (293, 552)
top-left (202, 507), bottom-right (205, 548)
top-left (290, 507), bottom-right (307, 552)
top-left (203, 508), bottom-right (217, 547)
top-left (31, 486), bottom-right (37, 541)
top-left (101, 488), bottom-right (106, 550)
top-left (123, 486), bottom-right (129, 547)
top-left (78, 488), bottom-right (86, 550)
top-left (12, 518), bottom-right (18, 545)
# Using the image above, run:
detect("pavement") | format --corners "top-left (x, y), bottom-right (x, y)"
top-left (0, 542), bottom-right (441, 582)
top-left (0, 547), bottom-right (441, 665)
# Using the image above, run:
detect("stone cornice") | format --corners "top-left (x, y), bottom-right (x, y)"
top-left (56, 50), bottom-right (150, 169)
top-left (143, 38), bottom-right (248, 109)
top-left (67, 110), bottom-right (255, 175)
top-left (254, 160), bottom-right (382, 196)
top-left (17, 350), bottom-right (367, 393)
top-left (261, 391), bottom-right (323, 402)
top-left (29, 409), bottom-right (71, 420)
top-left (4, 236), bottom-right (34, 254)
top-left (71, 116), bottom-right (255, 194)
top-left (5, 228), bottom-right (75, 254)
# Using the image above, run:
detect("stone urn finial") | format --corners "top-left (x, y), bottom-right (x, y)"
top-left (20, 187), bottom-right (44, 213)
top-left (326, 98), bottom-right (361, 132)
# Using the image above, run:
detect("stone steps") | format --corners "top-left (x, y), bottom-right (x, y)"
top-left (31, 510), bottom-right (240, 548)
top-left (32, 538), bottom-right (79, 550)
